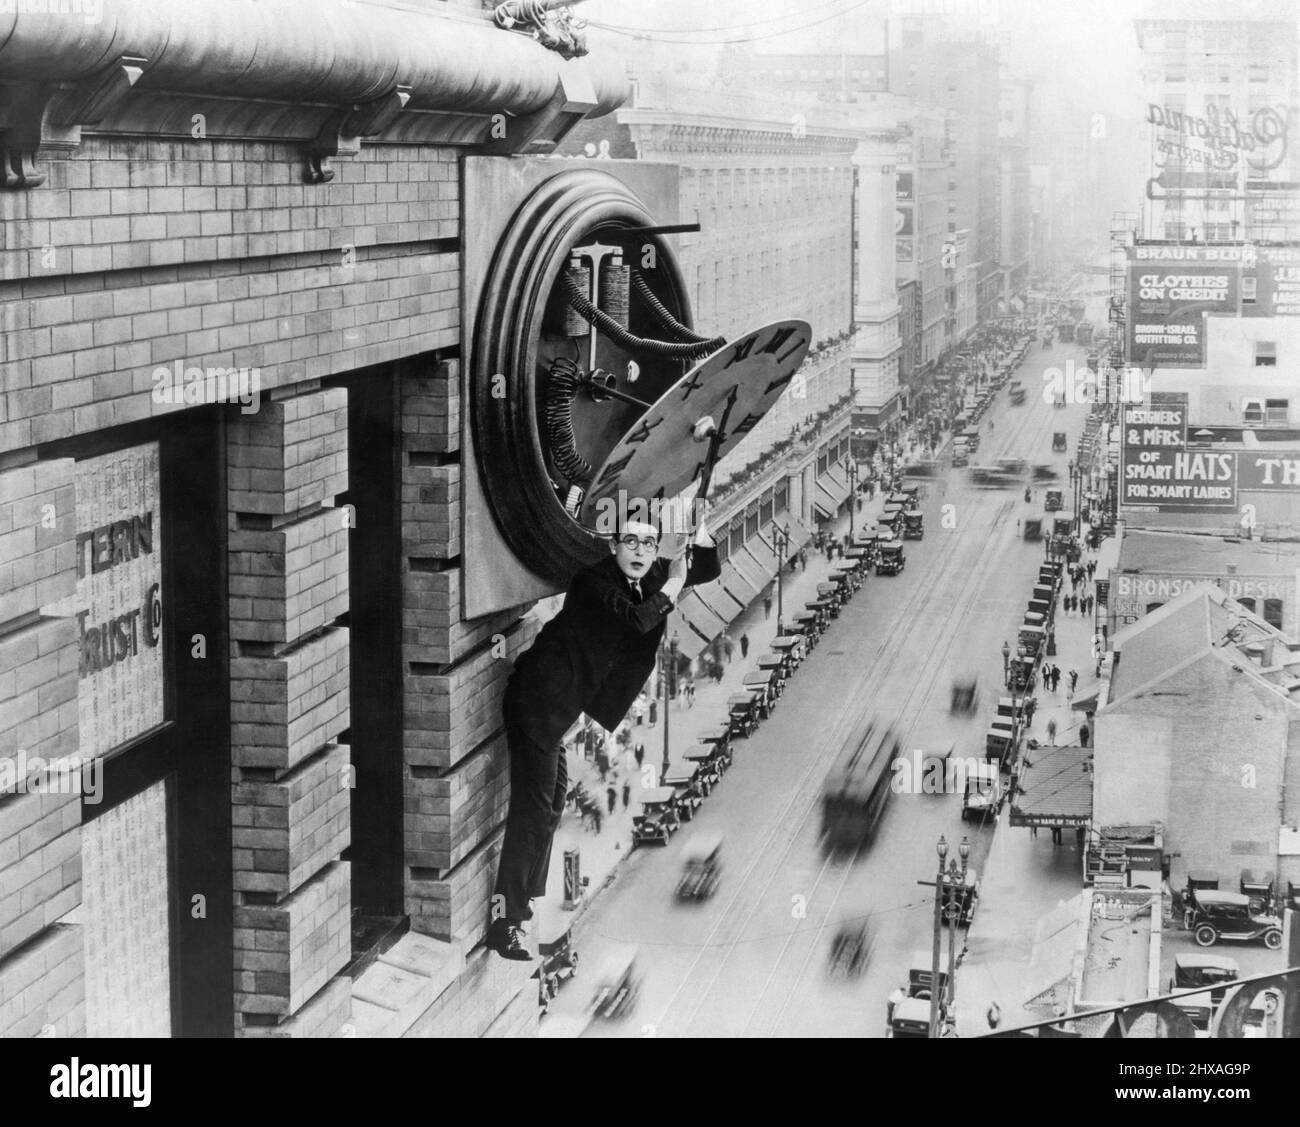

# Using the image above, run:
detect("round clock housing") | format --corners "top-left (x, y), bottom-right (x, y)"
top-left (472, 167), bottom-right (698, 586)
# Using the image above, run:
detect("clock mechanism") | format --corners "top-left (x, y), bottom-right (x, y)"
top-left (471, 166), bottom-right (810, 588)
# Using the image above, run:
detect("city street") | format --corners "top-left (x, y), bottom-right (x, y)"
top-left (543, 334), bottom-right (1101, 1037)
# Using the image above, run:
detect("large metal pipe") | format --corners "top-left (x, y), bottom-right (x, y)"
top-left (0, 0), bottom-right (626, 118)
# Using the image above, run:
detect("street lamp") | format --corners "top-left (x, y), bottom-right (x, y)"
top-left (928, 834), bottom-right (972, 1037)
top-left (846, 460), bottom-right (859, 538)
top-left (1001, 640), bottom-right (1011, 687)
top-left (661, 631), bottom-right (679, 781)
top-left (772, 523), bottom-right (791, 636)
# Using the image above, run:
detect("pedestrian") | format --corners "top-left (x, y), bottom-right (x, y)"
top-left (1079, 723), bottom-right (1090, 748)
top-left (740, 633), bottom-right (750, 660)
top-left (634, 742), bottom-right (645, 769)
top-left (1076, 825), bottom-right (1086, 848)
top-left (596, 748), bottom-right (609, 782)
top-left (1051, 665), bottom-right (1061, 692)
top-left (1051, 825), bottom-right (1062, 845)
top-left (764, 593), bottom-right (773, 621)
top-left (723, 633), bottom-right (734, 664)
top-left (1046, 717), bottom-right (1057, 745)
top-left (606, 781), bottom-right (617, 815)
top-left (1024, 696), bottom-right (1037, 727)
top-left (1087, 560), bottom-right (1096, 581)
top-left (686, 680), bottom-right (696, 708)
top-left (622, 780), bottom-right (631, 809)
top-left (591, 805), bottom-right (602, 834)
top-left (1069, 669), bottom-right (1078, 692)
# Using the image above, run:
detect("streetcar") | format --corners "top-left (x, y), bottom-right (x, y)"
top-left (820, 720), bottom-right (901, 852)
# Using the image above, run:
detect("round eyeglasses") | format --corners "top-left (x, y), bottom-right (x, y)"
top-left (617, 535), bottom-right (659, 552)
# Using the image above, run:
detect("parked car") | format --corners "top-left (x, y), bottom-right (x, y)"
top-left (1185, 889), bottom-right (1282, 950)
top-left (1169, 952), bottom-right (1239, 1008)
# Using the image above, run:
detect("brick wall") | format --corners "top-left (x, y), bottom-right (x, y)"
top-left (3, 130), bottom-right (544, 1036)
top-left (0, 458), bottom-right (85, 1038)
top-left (227, 388), bottom-right (354, 1034)
top-left (0, 138), bottom-right (459, 453)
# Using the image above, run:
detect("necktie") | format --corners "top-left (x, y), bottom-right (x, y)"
top-left (630, 579), bottom-right (642, 600)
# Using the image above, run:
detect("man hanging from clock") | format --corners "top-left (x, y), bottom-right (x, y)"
top-left (486, 513), bottom-right (721, 960)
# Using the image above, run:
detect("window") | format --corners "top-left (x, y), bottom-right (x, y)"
top-left (774, 480), bottom-right (788, 515)
top-left (1243, 398), bottom-right (1264, 424)
top-left (759, 494), bottom-right (774, 526)
top-left (1265, 399), bottom-right (1289, 424)
top-left (729, 520), bottom-right (744, 556)
top-left (1237, 598), bottom-right (1257, 613)
top-left (744, 507), bottom-right (759, 540)
top-left (1242, 275), bottom-right (1258, 305)
top-left (1255, 341), bottom-right (1277, 367)
top-left (1145, 602), bottom-right (1165, 614)
top-left (1248, 64), bottom-right (1269, 84)
top-left (1263, 599), bottom-right (1283, 629)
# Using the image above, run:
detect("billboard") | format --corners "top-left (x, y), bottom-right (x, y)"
top-left (897, 170), bottom-right (913, 201)
top-left (1121, 394), bottom-right (1236, 512)
top-left (1127, 248), bottom-right (1238, 367)
top-left (1127, 246), bottom-right (1300, 351)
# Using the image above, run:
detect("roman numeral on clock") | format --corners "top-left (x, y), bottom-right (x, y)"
top-left (591, 450), bottom-right (636, 495)
top-left (624, 416), bottom-right (663, 445)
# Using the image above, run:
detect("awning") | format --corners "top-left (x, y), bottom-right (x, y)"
top-left (670, 591), bottom-right (728, 659)
top-left (1010, 744), bottom-right (1094, 827)
top-left (740, 536), bottom-right (780, 579)
top-left (712, 561), bottom-right (761, 616)
top-left (814, 464), bottom-right (851, 519)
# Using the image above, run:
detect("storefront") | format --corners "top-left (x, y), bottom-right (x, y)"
top-left (35, 413), bottom-right (234, 1036)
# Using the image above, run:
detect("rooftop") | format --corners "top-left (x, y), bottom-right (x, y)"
top-left (1115, 529), bottom-right (1300, 579)
top-left (1108, 585), bottom-right (1300, 709)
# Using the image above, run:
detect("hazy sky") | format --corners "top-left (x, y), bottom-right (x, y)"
top-left (580, 0), bottom-right (1286, 119)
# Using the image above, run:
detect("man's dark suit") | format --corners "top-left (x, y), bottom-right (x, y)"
top-left (493, 543), bottom-right (721, 923)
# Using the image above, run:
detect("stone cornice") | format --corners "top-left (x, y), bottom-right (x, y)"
top-left (0, 0), bottom-right (629, 185)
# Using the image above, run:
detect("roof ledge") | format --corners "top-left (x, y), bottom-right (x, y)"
top-left (0, 0), bottom-right (628, 186)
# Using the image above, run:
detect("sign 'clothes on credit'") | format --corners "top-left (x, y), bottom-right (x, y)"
top-left (46, 443), bottom-right (165, 759)
top-left (1127, 246), bottom-right (1300, 372)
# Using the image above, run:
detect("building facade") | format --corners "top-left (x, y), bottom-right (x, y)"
top-left (1095, 587), bottom-right (1300, 892)
top-left (1133, 8), bottom-right (1300, 244)
top-left (0, 1), bottom-right (640, 1039)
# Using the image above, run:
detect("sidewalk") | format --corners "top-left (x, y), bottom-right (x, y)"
top-left (953, 422), bottom-right (1124, 1036)
top-left (530, 479), bottom-right (902, 946)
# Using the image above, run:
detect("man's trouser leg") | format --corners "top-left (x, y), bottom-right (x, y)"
top-left (493, 723), bottom-right (566, 923)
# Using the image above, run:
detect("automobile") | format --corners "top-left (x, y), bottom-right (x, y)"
top-left (950, 676), bottom-right (979, 715)
top-left (876, 540), bottom-right (906, 575)
top-left (903, 511), bottom-right (924, 540)
top-left (1052, 431), bottom-right (1067, 452)
top-left (901, 458), bottom-right (940, 478)
top-left (961, 762), bottom-right (1002, 822)
top-left (995, 456), bottom-right (1028, 477)
top-left (1044, 488), bottom-right (1063, 512)
top-left (1031, 463), bottom-right (1059, 481)
top-left (1009, 381), bottom-right (1026, 405)
top-left (588, 945), bottom-right (642, 1020)
top-left (828, 921), bottom-right (869, 977)
top-left (950, 445), bottom-right (970, 468)
top-left (1169, 952), bottom-right (1239, 1008)
top-left (1185, 889), bottom-right (1282, 950)
top-left (1023, 515), bottom-right (1043, 541)
top-left (535, 925), bottom-right (580, 1015)
top-left (676, 833), bottom-right (723, 901)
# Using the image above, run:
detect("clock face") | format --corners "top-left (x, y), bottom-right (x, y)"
top-left (471, 167), bottom-right (809, 588)
top-left (580, 320), bottom-right (812, 527)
